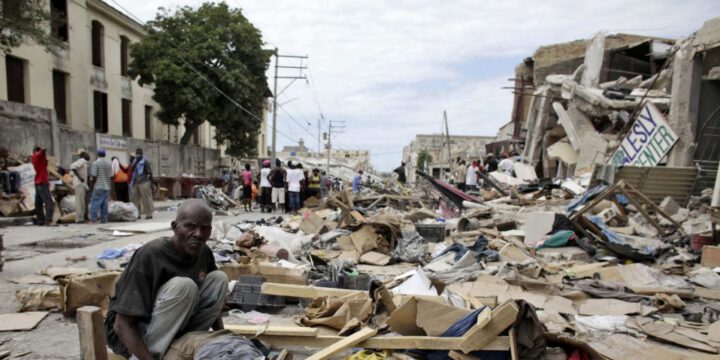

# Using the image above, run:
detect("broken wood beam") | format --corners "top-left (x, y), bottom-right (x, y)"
top-left (459, 300), bottom-right (519, 353)
top-left (224, 325), bottom-right (319, 337)
top-left (305, 327), bottom-right (377, 360)
top-left (76, 306), bottom-right (108, 360)
top-left (253, 334), bottom-right (510, 351)
top-left (261, 283), bottom-right (366, 300)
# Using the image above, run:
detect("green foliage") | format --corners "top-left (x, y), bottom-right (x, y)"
top-left (0, 0), bottom-right (66, 53)
top-left (416, 149), bottom-right (431, 172)
top-left (129, 2), bottom-right (270, 156)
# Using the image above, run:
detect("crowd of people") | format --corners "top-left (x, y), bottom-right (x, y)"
top-left (1, 146), bottom-right (156, 226)
top-left (221, 159), bottom-right (334, 215)
top-left (451, 152), bottom-right (521, 192)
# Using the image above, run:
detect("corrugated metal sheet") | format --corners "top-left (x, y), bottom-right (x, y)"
top-left (615, 166), bottom-right (698, 206)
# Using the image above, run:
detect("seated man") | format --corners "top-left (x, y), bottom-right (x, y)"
top-left (105, 199), bottom-right (228, 359)
top-left (0, 147), bottom-right (21, 194)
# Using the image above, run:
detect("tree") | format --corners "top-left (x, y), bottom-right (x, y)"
top-left (1, 0), bottom-right (66, 53)
top-left (129, 3), bottom-right (270, 156)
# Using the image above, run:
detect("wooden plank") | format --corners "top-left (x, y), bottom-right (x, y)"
top-left (458, 307), bottom-right (492, 344)
top-left (76, 306), bottom-right (108, 360)
top-left (254, 334), bottom-right (510, 351)
top-left (305, 327), bottom-right (377, 360)
top-left (449, 350), bottom-right (483, 360)
top-left (459, 301), bottom-right (519, 353)
top-left (225, 325), bottom-right (319, 337)
top-left (509, 328), bottom-right (519, 360)
top-left (261, 283), bottom-right (365, 300)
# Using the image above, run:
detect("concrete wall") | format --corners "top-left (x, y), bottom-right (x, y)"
top-left (0, 100), bottom-right (219, 177)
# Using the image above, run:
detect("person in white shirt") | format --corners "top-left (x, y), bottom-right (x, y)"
top-left (286, 162), bottom-right (304, 214)
top-left (498, 153), bottom-right (515, 176)
top-left (465, 161), bottom-right (479, 191)
top-left (259, 160), bottom-right (272, 213)
top-left (71, 150), bottom-right (90, 223)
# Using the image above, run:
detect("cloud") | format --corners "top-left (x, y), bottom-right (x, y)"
top-left (119, 0), bottom-right (720, 171)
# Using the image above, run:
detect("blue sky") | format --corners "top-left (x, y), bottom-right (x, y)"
top-left (120, 0), bottom-right (720, 171)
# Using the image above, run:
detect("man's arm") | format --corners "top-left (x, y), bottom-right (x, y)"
top-left (72, 169), bottom-right (84, 183)
top-left (113, 313), bottom-right (154, 360)
top-left (146, 161), bottom-right (153, 183)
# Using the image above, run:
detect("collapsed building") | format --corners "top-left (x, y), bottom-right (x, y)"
top-left (505, 18), bottom-right (720, 197)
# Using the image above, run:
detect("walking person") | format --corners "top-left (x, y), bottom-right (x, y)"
top-left (241, 163), bottom-right (253, 212)
top-left (89, 148), bottom-right (112, 223)
top-left (259, 159), bottom-right (272, 212)
top-left (352, 170), bottom-right (363, 193)
top-left (465, 160), bottom-right (480, 192)
top-left (111, 156), bottom-right (130, 202)
top-left (31, 145), bottom-right (54, 226)
top-left (130, 148), bottom-right (154, 219)
top-left (269, 160), bottom-right (286, 213)
top-left (71, 150), bottom-right (90, 223)
top-left (320, 171), bottom-right (329, 198)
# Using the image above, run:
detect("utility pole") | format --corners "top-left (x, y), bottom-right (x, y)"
top-left (317, 115), bottom-right (324, 155)
top-left (270, 49), bottom-right (308, 168)
top-left (325, 120), bottom-right (346, 174)
top-left (444, 110), bottom-right (452, 171)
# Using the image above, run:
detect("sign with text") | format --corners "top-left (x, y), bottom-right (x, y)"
top-left (96, 134), bottom-right (129, 164)
top-left (610, 103), bottom-right (678, 167)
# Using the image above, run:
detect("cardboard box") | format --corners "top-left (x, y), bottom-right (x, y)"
top-left (702, 245), bottom-right (720, 268)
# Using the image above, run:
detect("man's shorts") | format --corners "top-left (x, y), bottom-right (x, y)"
top-left (271, 187), bottom-right (285, 204)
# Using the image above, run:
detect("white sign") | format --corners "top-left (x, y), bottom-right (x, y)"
top-left (96, 134), bottom-right (129, 164)
top-left (8, 163), bottom-right (36, 211)
top-left (610, 103), bottom-right (678, 167)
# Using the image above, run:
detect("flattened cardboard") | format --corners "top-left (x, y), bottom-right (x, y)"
top-left (350, 225), bottom-right (381, 254)
top-left (386, 297), bottom-right (472, 336)
top-left (578, 298), bottom-right (656, 316)
top-left (360, 251), bottom-right (391, 266)
top-left (337, 235), bottom-right (356, 251)
top-left (299, 210), bottom-right (325, 235)
top-left (0, 311), bottom-right (49, 331)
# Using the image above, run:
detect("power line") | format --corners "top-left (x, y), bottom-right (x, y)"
top-left (278, 104), bottom-right (319, 141)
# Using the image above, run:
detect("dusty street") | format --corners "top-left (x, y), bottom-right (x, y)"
top-left (0, 202), bottom-right (278, 359)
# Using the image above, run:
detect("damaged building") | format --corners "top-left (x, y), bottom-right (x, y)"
top-left (508, 19), bottom-right (720, 199)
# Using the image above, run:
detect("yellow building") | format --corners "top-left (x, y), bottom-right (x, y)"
top-left (0, 0), bottom-right (233, 150)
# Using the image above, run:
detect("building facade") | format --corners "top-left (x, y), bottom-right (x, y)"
top-left (402, 134), bottom-right (495, 184)
top-left (1, 0), bottom-right (223, 151)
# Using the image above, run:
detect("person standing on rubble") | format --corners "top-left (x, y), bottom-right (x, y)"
top-left (70, 150), bottom-right (90, 223)
top-left (88, 148), bottom-right (113, 223)
top-left (130, 148), bottom-right (154, 219)
top-left (465, 160), bottom-right (480, 192)
top-left (105, 199), bottom-right (228, 359)
top-left (31, 145), bottom-right (54, 225)
top-left (352, 170), bottom-right (363, 193)
top-left (241, 163), bottom-right (253, 212)
top-left (307, 168), bottom-right (322, 199)
top-left (485, 153), bottom-right (498, 173)
top-left (259, 159), bottom-right (272, 212)
top-left (453, 158), bottom-right (466, 191)
top-left (320, 170), bottom-right (329, 198)
top-left (286, 162), bottom-right (304, 214)
top-left (393, 161), bottom-right (406, 184)
top-left (498, 153), bottom-right (515, 176)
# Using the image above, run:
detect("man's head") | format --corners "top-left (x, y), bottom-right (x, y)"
top-left (171, 199), bottom-right (213, 257)
top-left (135, 148), bottom-right (143, 158)
top-left (244, 163), bottom-right (250, 170)
top-left (97, 148), bottom-right (106, 157)
top-left (359, 170), bottom-right (364, 175)
top-left (81, 151), bottom-right (90, 161)
top-left (312, 168), bottom-right (319, 175)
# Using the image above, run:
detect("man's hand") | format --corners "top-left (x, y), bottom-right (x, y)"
top-left (114, 313), bottom-right (154, 360)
